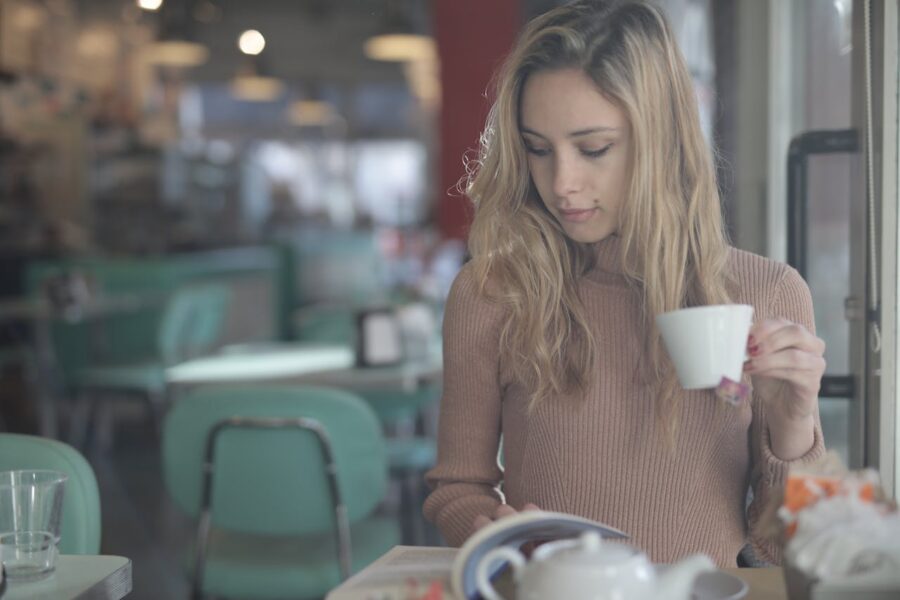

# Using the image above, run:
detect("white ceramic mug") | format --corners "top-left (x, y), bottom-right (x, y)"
top-left (655, 304), bottom-right (754, 390)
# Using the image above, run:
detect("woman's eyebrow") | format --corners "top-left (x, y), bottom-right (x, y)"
top-left (569, 127), bottom-right (620, 137)
top-left (520, 126), bottom-right (620, 139)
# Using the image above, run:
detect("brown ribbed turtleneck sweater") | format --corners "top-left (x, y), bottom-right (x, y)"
top-left (423, 236), bottom-right (825, 567)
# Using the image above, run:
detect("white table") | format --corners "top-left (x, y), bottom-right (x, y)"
top-left (326, 546), bottom-right (786, 600)
top-left (165, 342), bottom-right (442, 393)
top-left (165, 343), bottom-right (357, 385)
top-left (4, 555), bottom-right (132, 600)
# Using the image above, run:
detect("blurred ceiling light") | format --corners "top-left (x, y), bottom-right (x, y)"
top-left (288, 100), bottom-right (339, 126)
top-left (364, 0), bottom-right (434, 62)
top-left (144, 40), bottom-right (209, 67)
top-left (137, 0), bottom-right (164, 11)
top-left (238, 30), bottom-right (266, 56)
top-left (404, 57), bottom-right (441, 110)
top-left (365, 34), bottom-right (435, 62)
top-left (145, 1), bottom-right (209, 67)
top-left (230, 54), bottom-right (283, 102)
top-left (230, 75), bottom-right (284, 102)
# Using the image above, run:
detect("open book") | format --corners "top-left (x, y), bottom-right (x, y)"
top-left (326, 510), bottom-right (628, 600)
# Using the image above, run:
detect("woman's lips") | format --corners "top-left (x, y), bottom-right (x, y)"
top-left (558, 208), bottom-right (597, 223)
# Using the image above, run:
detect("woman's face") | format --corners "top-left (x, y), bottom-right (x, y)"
top-left (519, 68), bottom-right (631, 244)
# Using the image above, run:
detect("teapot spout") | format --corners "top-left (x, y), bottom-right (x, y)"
top-left (656, 554), bottom-right (716, 600)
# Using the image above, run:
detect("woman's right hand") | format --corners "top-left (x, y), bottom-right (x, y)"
top-left (472, 503), bottom-right (541, 532)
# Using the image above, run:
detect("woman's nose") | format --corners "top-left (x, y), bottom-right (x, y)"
top-left (552, 154), bottom-right (583, 197)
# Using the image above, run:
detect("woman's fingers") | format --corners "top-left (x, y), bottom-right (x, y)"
top-left (746, 319), bottom-right (825, 393)
top-left (746, 320), bottom-right (825, 422)
top-left (746, 348), bottom-right (825, 374)
top-left (472, 503), bottom-right (542, 532)
top-left (749, 320), bottom-right (825, 357)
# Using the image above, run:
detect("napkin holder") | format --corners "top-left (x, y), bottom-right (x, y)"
top-left (355, 308), bottom-right (403, 368)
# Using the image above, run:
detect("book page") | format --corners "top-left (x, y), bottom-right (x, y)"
top-left (326, 545), bottom-right (457, 600)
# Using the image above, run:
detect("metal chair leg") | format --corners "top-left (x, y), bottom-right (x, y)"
top-left (406, 471), bottom-right (426, 546)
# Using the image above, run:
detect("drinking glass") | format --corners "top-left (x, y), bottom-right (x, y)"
top-left (0, 470), bottom-right (67, 581)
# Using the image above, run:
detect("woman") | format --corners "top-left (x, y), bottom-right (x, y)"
top-left (423, 0), bottom-right (826, 567)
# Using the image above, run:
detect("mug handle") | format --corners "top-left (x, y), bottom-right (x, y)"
top-left (475, 546), bottom-right (526, 600)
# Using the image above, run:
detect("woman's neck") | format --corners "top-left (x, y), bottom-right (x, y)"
top-left (591, 234), bottom-right (624, 274)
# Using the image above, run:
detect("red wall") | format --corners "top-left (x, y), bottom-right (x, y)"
top-left (434, 0), bottom-right (521, 240)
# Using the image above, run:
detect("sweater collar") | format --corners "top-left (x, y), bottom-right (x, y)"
top-left (588, 234), bottom-right (625, 276)
top-left (580, 235), bottom-right (629, 286)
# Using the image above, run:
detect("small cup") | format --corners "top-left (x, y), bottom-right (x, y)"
top-left (0, 470), bottom-right (67, 581)
top-left (656, 304), bottom-right (754, 390)
top-left (0, 531), bottom-right (55, 581)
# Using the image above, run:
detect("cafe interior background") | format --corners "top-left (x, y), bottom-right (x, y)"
top-left (0, 0), bottom-right (897, 597)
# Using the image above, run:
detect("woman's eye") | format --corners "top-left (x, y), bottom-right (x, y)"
top-left (582, 144), bottom-right (613, 158)
top-left (524, 145), bottom-right (551, 157)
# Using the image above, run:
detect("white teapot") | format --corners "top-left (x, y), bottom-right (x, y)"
top-left (475, 531), bottom-right (715, 600)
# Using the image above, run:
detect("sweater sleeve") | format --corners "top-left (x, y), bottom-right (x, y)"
top-left (422, 264), bottom-right (505, 546)
top-left (747, 266), bottom-right (827, 564)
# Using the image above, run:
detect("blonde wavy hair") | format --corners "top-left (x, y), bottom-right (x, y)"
top-left (465, 0), bottom-right (733, 426)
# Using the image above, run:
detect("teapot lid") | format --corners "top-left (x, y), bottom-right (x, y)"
top-left (534, 531), bottom-right (637, 568)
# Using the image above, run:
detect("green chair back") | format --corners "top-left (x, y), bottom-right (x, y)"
top-left (24, 246), bottom-right (282, 380)
top-left (157, 283), bottom-right (230, 366)
top-left (161, 385), bottom-right (387, 536)
top-left (0, 434), bottom-right (101, 554)
top-left (294, 305), bottom-right (356, 346)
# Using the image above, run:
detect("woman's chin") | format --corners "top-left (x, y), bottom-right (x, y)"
top-left (561, 224), bottom-right (616, 244)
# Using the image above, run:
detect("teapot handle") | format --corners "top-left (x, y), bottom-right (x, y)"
top-left (475, 546), bottom-right (526, 600)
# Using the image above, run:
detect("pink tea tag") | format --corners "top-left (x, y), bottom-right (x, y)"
top-left (716, 376), bottom-right (749, 406)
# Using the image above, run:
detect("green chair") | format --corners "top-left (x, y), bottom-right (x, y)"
top-left (162, 385), bottom-right (400, 600)
top-left (294, 304), bottom-right (439, 544)
top-left (69, 282), bottom-right (230, 449)
top-left (0, 433), bottom-right (101, 554)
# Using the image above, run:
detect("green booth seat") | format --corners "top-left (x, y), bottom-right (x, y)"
top-left (24, 246), bottom-right (285, 386)
top-left (70, 282), bottom-right (230, 449)
top-left (162, 385), bottom-right (400, 600)
top-left (0, 433), bottom-right (101, 555)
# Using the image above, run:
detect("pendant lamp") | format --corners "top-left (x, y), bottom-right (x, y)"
top-left (364, 0), bottom-right (435, 62)
top-left (144, 0), bottom-right (209, 67)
